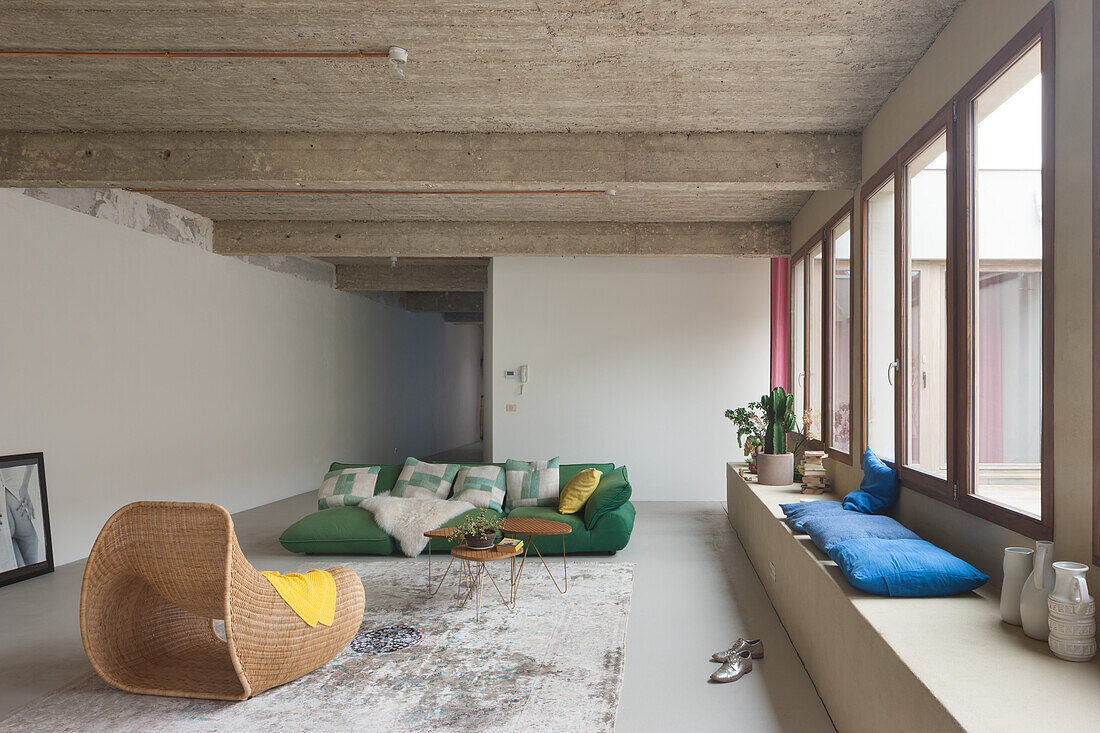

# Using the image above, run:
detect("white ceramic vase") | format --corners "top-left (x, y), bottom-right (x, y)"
top-left (1047, 561), bottom-right (1096, 662)
top-left (756, 452), bottom-right (794, 486)
top-left (1020, 540), bottom-right (1055, 641)
top-left (1000, 546), bottom-right (1034, 626)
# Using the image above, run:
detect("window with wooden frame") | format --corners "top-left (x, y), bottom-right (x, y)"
top-left (791, 232), bottom-right (824, 440)
top-left (825, 203), bottom-right (855, 464)
top-left (861, 167), bottom-right (897, 463)
top-left (860, 5), bottom-right (1053, 539)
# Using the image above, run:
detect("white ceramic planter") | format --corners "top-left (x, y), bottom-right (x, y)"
top-left (1048, 561), bottom-right (1096, 662)
top-left (1021, 540), bottom-right (1055, 641)
top-left (756, 452), bottom-right (794, 486)
top-left (1000, 546), bottom-right (1034, 626)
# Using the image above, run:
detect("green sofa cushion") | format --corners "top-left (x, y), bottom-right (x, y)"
top-left (328, 463), bottom-right (403, 495)
top-left (558, 462), bottom-right (615, 488)
top-left (584, 466), bottom-right (632, 530)
top-left (279, 506), bottom-right (395, 555)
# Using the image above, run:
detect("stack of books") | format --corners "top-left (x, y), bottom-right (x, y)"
top-left (499, 537), bottom-right (524, 552)
top-left (801, 451), bottom-right (828, 493)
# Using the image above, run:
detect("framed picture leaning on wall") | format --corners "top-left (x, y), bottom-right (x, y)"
top-left (0, 453), bottom-right (53, 587)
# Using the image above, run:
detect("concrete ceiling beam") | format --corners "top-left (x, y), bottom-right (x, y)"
top-left (0, 131), bottom-right (861, 189)
top-left (214, 221), bottom-right (789, 258)
top-left (404, 292), bottom-right (483, 313)
top-left (442, 312), bottom-right (484, 324)
top-left (335, 261), bottom-right (488, 292)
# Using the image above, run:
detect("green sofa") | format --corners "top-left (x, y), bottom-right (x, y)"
top-left (279, 461), bottom-right (635, 556)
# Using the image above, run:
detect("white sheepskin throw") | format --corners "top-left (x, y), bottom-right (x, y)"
top-left (358, 493), bottom-right (474, 557)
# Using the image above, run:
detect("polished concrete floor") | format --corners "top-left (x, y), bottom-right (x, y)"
top-left (0, 497), bottom-right (834, 731)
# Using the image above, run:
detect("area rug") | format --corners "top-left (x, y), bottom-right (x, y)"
top-left (0, 560), bottom-right (633, 732)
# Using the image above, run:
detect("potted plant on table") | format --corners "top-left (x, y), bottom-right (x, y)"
top-left (725, 387), bottom-right (810, 486)
top-left (451, 509), bottom-right (507, 550)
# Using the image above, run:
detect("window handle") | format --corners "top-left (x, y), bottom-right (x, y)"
top-left (798, 372), bottom-right (805, 387)
top-left (887, 360), bottom-right (899, 386)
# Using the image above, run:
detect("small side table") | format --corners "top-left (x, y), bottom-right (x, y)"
top-left (500, 517), bottom-right (572, 595)
top-left (451, 543), bottom-right (522, 621)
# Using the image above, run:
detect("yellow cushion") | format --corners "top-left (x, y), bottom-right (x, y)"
top-left (557, 468), bottom-right (603, 515)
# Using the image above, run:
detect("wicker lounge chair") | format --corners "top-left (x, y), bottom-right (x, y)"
top-left (80, 501), bottom-right (365, 700)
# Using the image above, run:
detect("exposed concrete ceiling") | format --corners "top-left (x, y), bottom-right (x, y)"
top-left (1, 1), bottom-right (963, 292)
top-left (128, 187), bottom-right (812, 222)
top-left (0, 130), bottom-right (856, 224)
top-left (1, 1), bottom-right (962, 133)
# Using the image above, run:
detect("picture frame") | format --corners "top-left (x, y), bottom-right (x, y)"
top-left (0, 452), bottom-right (54, 588)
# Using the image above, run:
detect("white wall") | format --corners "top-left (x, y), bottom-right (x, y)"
top-left (0, 190), bottom-right (474, 564)
top-left (487, 256), bottom-right (771, 501)
top-left (436, 323), bottom-right (483, 449)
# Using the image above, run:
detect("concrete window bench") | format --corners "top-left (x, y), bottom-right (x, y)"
top-left (727, 465), bottom-right (1100, 732)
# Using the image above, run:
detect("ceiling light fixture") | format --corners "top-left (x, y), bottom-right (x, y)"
top-left (387, 46), bottom-right (408, 79)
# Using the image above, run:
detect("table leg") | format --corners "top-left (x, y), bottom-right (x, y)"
top-left (427, 541), bottom-right (455, 598)
top-left (514, 535), bottom-right (568, 594)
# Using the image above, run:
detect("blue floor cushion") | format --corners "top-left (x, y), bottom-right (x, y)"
top-left (828, 538), bottom-right (989, 597)
top-left (801, 513), bottom-right (921, 554)
top-left (843, 447), bottom-right (900, 514)
top-left (779, 500), bottom-right (848, 532)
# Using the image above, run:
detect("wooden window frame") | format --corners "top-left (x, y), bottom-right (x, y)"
top-left (859, 4), bottom-right (1054, 539)
top-left (791, 231), bottom-right (826, 448)
top-left (1093, 0), bottom-right (1100, 564)
top-left (896, 108), bottom-right (956, 500)
top-left (859, 160), bottom-right (897, 466)
top-left (824, 200), bottom-right (856, 465)
top-left (954, 8), bottom-right (1053, 539)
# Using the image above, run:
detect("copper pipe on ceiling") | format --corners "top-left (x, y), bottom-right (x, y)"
top-left (0, 50), bottom-right (388, 59)
top-left (131, 189), bottom-right (609, 195)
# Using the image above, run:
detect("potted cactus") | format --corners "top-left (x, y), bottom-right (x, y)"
top-left (753, 387), bottom-right (798, 485)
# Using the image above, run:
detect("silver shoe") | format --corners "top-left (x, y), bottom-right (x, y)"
top-left (711, 637), bottom-right (764, 662)
top-left (710, 650), bottom-right (752, 683)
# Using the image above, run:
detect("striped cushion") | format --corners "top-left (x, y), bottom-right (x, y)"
top-left (392, 458), bottom-right (460, 500)
top-left (318, 466), bottom-right (382, 509)
top-left (452, 465), bottom-right (506, 512)
top-left (505, 457), bottom-right (561, 509)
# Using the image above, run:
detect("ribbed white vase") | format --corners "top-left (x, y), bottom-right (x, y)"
top-left (1048, 561), bottom-right (1096, 662)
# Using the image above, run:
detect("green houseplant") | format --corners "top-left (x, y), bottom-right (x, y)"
top-left (756, 387), bottom-right (797, 485)
top-left (725, 387), bottom-right (811, 485)
top-left (451, 509), bottom-right (507, 550)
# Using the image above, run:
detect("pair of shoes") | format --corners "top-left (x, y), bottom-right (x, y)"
top-left (711, 637), bottom-right (764, 663)
top-left (709, 638), bottom-right (763, 683)
top-left (710, 650), bottom-right (752, 683)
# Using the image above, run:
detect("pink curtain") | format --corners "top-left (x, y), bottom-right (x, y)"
top-left (770, 257), bottom-right (790, 390)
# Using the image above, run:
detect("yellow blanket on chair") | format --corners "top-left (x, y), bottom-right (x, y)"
top-left (260, 570), bottom-right (336, 627)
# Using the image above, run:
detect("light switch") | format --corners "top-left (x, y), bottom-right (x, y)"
top-left (506, 403), bottom-right (518, 412)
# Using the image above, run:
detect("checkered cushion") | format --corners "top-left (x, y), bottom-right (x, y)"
top-left (452, 465), bottom-right (506, 512)
top-left (317, 466), bottom-right (383, 509)
top-left (505, 457), bottom-right (561, 509)
top-left (391, 458), bottom-right (460, 500)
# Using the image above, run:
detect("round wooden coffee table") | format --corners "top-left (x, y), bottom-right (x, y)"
top-left (450, 542), bottom-right (521, 621)
top-left (500, 517), bottom-right (572, 594)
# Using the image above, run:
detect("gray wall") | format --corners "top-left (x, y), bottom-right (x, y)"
top-left (0, 189), bottom-right (480, 564)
